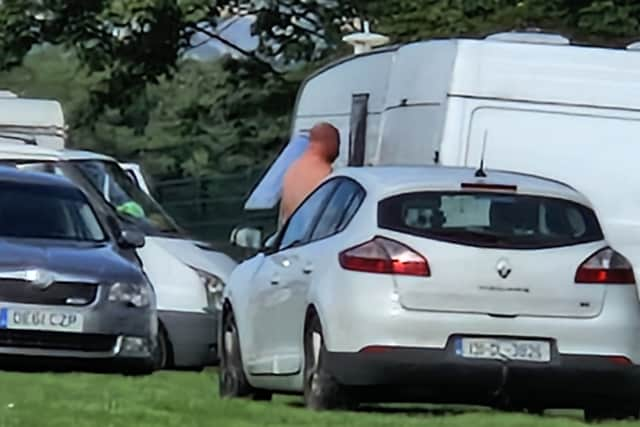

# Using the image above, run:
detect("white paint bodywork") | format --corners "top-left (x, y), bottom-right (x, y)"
top-left (227, 166), bottom-right (640, 393)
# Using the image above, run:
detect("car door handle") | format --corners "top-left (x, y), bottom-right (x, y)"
top-left (270, 275), bottom-right (280, 286)
top-left (302, 263), bottom-right (314, 275)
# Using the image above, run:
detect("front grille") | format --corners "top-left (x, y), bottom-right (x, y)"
top-left (0, 280), bottom-right (97, 306)
top-left (0, 330), bottom-right (117, 352)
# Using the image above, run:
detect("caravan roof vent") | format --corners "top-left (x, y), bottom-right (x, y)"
top-left (342, 21), bottom-right (390, 54)
top-left (626, 41), bottom-right (640, 51)
top-left (485, 30), bottom-right (570, 45)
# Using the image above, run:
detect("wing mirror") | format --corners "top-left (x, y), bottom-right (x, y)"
top-left (118, 229), bottom-right (146, 249)
top-left (230, 226), bottom-right (263, 250)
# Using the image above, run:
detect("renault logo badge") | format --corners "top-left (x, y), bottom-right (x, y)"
top-left (496, 259), bottom-right (512, 279)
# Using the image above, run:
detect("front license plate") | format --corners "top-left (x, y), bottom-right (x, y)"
top-left (0, 308), bottom-right (83, 333)
top-left (456, 337), bottom-right (551, 363)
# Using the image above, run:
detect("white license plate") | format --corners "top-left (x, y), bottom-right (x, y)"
top-left (456, 337), bottom-right (551, 363)
top-left (0, 308), bottom-right (83, 333)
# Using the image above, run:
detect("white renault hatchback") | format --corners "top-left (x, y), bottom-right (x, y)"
top-left (222, 166), bottom-right (640, 421)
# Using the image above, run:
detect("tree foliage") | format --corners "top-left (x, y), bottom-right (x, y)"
top-left (354, 0), bottom-right (640, 46)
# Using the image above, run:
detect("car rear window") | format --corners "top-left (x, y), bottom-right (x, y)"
top-left (378, 192), bottom-right (603, 249)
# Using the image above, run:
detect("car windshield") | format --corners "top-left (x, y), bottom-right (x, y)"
top-left (72, 160), bottom-right (180, 235)
top-left (0, 182), bottom-right (106, 242)
top-left (378, 191), bottom-right (603, 249)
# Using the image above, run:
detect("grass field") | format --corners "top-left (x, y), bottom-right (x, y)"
top-left (0, 370), bottom-right (632, 427)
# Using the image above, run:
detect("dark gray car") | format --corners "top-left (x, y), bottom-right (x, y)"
top-left (0, 167), bottom-right (157, 373)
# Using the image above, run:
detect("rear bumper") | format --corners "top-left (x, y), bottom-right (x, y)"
top-left (324, 342), bottom-right (640, 407)
top-left (322, 286), bottom-right (640, 361)
top-left (160, 310), bottom-right (218, 368)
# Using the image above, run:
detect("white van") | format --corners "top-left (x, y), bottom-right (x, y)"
top-left (0, 143), bottom-right (236, 369)
top-left (240, 31), bottom-right (640, 272)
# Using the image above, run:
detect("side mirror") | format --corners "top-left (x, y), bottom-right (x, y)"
top-left (118, 229), bottom-right (146, 249)
top-left (230, 227), bottom-right (263, 250)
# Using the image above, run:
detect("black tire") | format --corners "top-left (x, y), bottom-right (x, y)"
top-left (584, 407), bottom-right (639, 423)
top-left (218, 308), bottom-right (273, 401)
top-left (152, 325), bottom-right (170, 371)
top-left (303, 314), bottom-right (349, 410)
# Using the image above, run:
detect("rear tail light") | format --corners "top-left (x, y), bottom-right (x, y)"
top-left (339, 236), bottom-right (430, 276)
top-left (575, 248), bottom-right (636, 284)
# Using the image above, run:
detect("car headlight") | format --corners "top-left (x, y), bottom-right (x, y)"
top-left (108, 282), bottom-right (151, 308)
top-left (192, 268), bottom-right (225, 311)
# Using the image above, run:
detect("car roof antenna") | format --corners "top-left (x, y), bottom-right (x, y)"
top-left (475, 130), bottom-right (488, 178)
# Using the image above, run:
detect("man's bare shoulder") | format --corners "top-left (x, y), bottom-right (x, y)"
top-left (282, 156), bottom-right (305, 183)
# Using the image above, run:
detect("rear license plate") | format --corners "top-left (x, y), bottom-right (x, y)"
top-left (0, 308), bottom-right (83, 333)
top-left (456, 337), bottom-right (551, 363)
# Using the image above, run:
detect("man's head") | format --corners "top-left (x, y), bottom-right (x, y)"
top-left (309, 122), bottom-right (340, 162)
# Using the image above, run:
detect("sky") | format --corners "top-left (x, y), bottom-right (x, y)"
top-left (185, 16), bottom-right (259, 61)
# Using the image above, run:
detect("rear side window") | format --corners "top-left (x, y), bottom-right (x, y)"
top-left (378, 192), bottom-right (603, 249)
top-left (311, 179), bottom-right (364, 241)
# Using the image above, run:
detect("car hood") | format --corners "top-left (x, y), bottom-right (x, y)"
top-left (0, 239), bottom-right (143, 284)
top-left (147, 236), bottom-right (237, 283)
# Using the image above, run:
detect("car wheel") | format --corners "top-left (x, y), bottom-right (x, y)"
top-left (584, 407), bottom-right (639, 423)
top-left (218, 308), bottom-right (273, 401)
top-left (152, 325), bottom-right (170, 370)
top-left (303, 314), bottom-right (349, 410)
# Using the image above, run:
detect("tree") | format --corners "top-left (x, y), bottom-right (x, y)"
top-left (0, 0), bottom-right (343, 116)
top-left (351, 0), bottom-right (640, 46)
top-left (114, 57), bottom-right (302, 178)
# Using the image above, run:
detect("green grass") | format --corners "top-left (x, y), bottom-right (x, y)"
top-left (0, 370), bottom-right (631, 427)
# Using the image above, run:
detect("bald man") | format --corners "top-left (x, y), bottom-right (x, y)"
top-left (280, 123), bottom-right (340, 224)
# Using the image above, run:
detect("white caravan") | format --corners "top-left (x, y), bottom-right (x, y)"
top-left (240, 30), bottom-right (640, 276)
top-left (0, 95), bottom-right (65, 149)
top-left (0, 143), bottom-right (236, 369)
